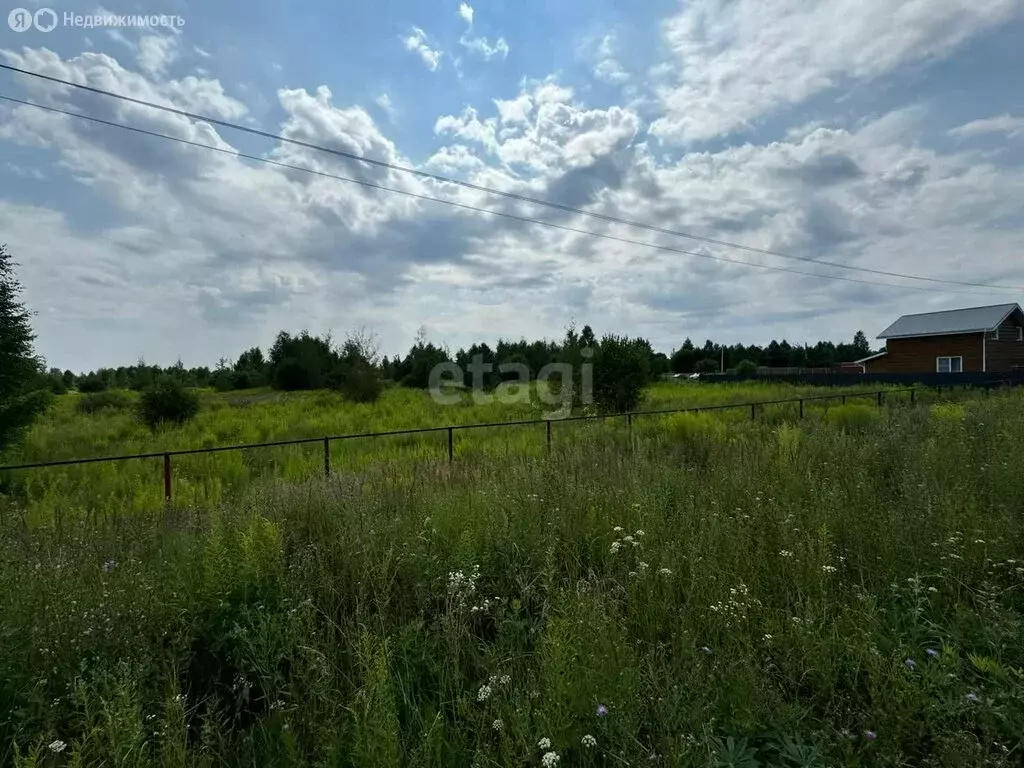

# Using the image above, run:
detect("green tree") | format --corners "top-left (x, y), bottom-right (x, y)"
top-left (590, 334), bottom-right (652, 413)
top-left (0, 245), bottom-right (51, 455)
top-left (853, 330), bottom-right (870, 358)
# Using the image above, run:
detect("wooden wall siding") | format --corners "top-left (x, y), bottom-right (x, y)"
top-left (987, 315), bottom-right (1024, 371)
top-left (865, 333), bottom-right (984, 373)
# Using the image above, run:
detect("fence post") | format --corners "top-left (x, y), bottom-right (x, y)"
top-left (910, 388), bottom-right (915, 405)
top-left (447, 427), bottom-right (454, 463)
top-left (323, 438), bottom-right (331, 478)
top-left (842, 395), bottom-right (847, 405)
top-left (877, 391), bottom-right (883, 407)
top-left (799, 399), bottom-right (803, 419)
top-left (751, 403), bottom-right (756, 420)
top-left (546, 420), bottom-right (552, 450)
top-left (163, 453), bottom-right (172, 502)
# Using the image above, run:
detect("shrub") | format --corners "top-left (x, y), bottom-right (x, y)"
top-left (735, 359), bottom-right (759, 375)
top-left (824, 403), bottom-right (878, 433)
top-left (330, 363), bottom-right (383, 404)
top-left (77, 389), bottom-right (134, 415)
top-left (695, 357), bottom-right (720, 374)
top-left (138, 378), bottom-right (200, 429)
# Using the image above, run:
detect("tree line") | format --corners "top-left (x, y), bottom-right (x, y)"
top-left (45, 328), bottom-right (875, 396)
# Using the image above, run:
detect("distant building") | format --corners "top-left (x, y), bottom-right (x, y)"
top-left (857, 303), bottom-right (1024, 374)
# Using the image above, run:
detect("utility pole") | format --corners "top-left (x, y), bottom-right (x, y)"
top-left (720, 346), bottom-right (724, 373)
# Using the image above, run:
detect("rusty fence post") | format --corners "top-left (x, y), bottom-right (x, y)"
top-left (546, 420), bottom-right (552, 450)
top-left (447, 427), bottom-right (454, 463)
top-left (877, 391), bottom-right (883, 407)
top-left (750, 403), bottom-right (756, 420)
top-left (799, 399), bottom-right (804, 419)
top-left (323, 438), bottom-right (331, 478)
top-left (163, 453), bottom-right (172, 502)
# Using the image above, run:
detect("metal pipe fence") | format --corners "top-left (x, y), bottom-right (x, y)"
top-left (0, 383), bottom-right (1010, 502)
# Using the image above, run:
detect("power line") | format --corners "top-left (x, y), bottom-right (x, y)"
top-left (2, 61), bottom-right (1021, 294)
top-left (0, 92), bottom-right (1010, 299)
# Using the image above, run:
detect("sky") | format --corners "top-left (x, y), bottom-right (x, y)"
top-left (1, 0), bottom-right (1023, 372)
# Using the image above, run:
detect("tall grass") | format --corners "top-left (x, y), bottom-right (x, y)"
top-left (2, 382), bottom-right (956, 524)
top-left (1, 387), bottom-right (1022, 765)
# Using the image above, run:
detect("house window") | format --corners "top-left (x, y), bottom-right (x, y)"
top-left (1018, 327), bottom-right (1023, 342)
top-left (990, 328), bottom-right (1000, 341)
top-left (936, 356), bottom-right (963, 373)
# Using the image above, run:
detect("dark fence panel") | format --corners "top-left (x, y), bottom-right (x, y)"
top-left (694, 371), bottom-right (1024, 387)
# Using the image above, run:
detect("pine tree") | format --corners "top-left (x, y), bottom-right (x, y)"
top-left (0, 245), bottom-right (50, 455)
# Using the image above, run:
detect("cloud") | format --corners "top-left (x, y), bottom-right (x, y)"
top-left (1, 39), bottom-right (1024, 371)
top-left (950, 114), bottom-right (1024, 140)
top-left (591, 34), bottom-right (629, 85)
top-left (403, 27), bottom-right (442, 71)
top-left (434, 107), bottom-right (499, 152)
top-left (458, 3), bottom-right (474, 26)
top-left (375, 92), bottom-right (397, 121)
top-left (137, 34), bottom-right (178, 76)
top-left (650, 0), bottom-right (1020, 143)
top-left (459, 34), bottom-right (510, 60)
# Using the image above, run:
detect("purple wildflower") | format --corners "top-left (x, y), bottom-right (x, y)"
top-left (595, 704), bottom-right (609, 718)
top-left (925, 648), bottom-right (939, 658)
top-left (966, 693), bottom-right (980, 703)
top-left (904, 657), bottom-right (916, 670)
top-left (864, 730), bottom-right (877, 741)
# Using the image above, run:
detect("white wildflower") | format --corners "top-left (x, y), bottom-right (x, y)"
top-left (623, 535), bottom-right (635, 544)
top-left (477, 684), bottom-right (492, 702)
top-left (582, 734), bottom-right (597, 748)
top-left (541, 751), bottom-right (560, 767)
top-left (538, 737), bottom-right (552, 750)
top-left (610, 541), bottom-right (622, 554)
top-left (628, 571), bottom-right (638, 578)
top-left (613, 526), bottom-right (623, 533)
top-left (49, 740), bottom-right (67, 753)
top-left (779, 550), bottom-right (794, 558)
top-left (499, 674), bottom-right (511, 686)
top-left (763, 633), bottom-right (773, 641)
top-left (638, 561), bottom-right (649, 572)
top-left (635, 530), bottom-right (645, 537)
top-left (492, 719), bottom-right (503, 732)
top-left (821, 565), bottom-right (837, 573)
top-left (659, 567), bottom-right (673, 576)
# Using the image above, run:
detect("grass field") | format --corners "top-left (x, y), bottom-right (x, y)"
top-left (1, 380), bottom-right (949, 523)
top-left (1, 382), bottom-right (1023, 766)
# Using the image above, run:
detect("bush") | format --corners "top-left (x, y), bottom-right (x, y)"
top-left (330, 363), bottom-right (383, 404)
top-left (824, 403), bottom-right (878, 434)
top-left (77, 389), bottom-right (134, 415)
top-left (695, 358), bottom-right (720, 374)
top-left (735, 359), bottom-right (758, 375)
top-left (138, 378), bottom-right (200, 429)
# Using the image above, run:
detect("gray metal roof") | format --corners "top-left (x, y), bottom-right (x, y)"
top-left (878, 303), bottom-right (1021, 339)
